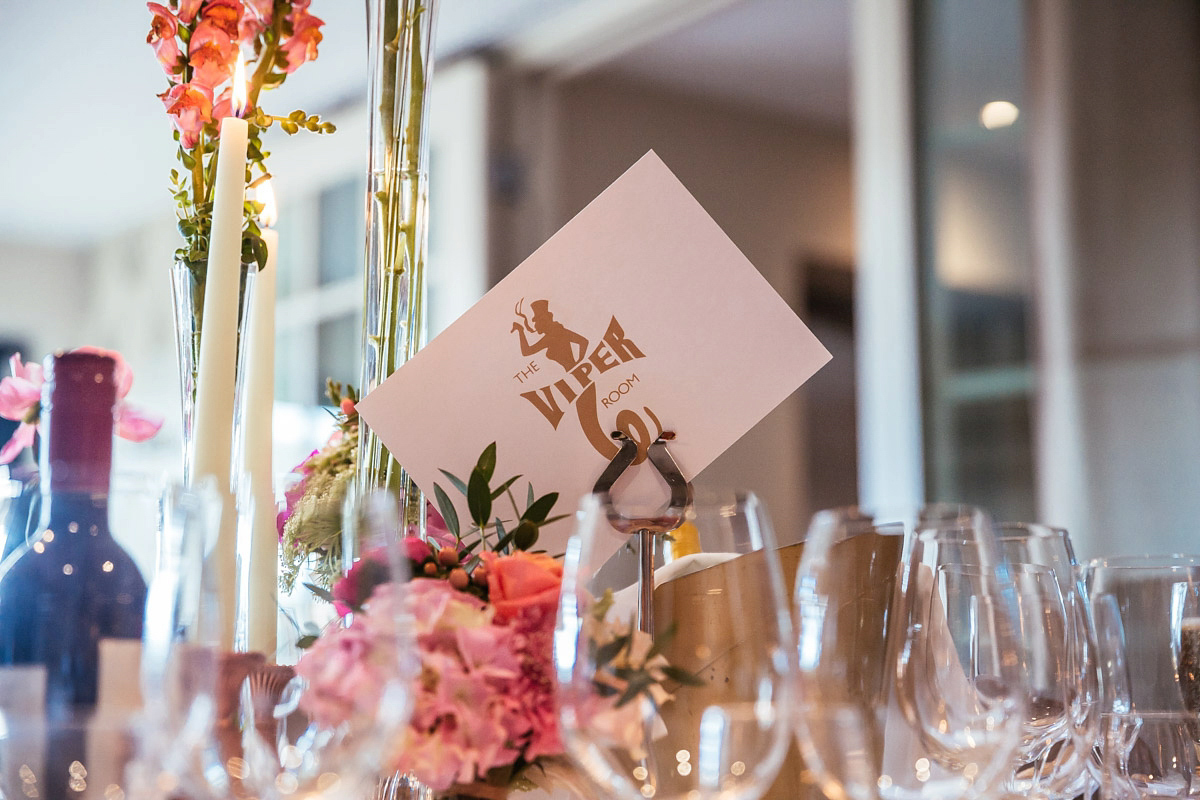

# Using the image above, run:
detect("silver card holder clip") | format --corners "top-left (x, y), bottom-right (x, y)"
top-left (591, 431), bottom-right (694, 634)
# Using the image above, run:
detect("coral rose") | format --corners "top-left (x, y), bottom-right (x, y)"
top-left (481, 551), bottom-right (563, 622)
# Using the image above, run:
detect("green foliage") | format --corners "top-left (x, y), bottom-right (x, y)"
top-left (433, 442), bottom-right (561, 556)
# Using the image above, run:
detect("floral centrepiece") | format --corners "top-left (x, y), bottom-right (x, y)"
top-left (295, 444), bottom-right (686, 793)
top-left (147, 0), bottom-right (334, 273)
top-left (0, 348), bottom-right (164, 464)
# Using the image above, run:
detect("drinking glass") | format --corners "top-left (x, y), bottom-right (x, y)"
top-left (556, 491), bottom-right (795, 800)
top-left (793, 510), bottom-right (905, 800)
top-left (133, 488), bottom-right (415, 800)
top-left (993, 524), bottom-right (1096, 799)
top-left (1082, 555), bottom-right (1200, 799)
top-left (884, 521), bottom-right (1028, 800)
top-left (0, 478), bottom-right (173, 800)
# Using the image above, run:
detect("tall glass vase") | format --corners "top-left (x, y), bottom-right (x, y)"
top-left (358, 0), bottom-right (439, 527)
top-left (170, 257), bottom-right (257, 483)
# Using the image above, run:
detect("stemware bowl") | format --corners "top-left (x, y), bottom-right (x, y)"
top-left (556, 490), bottom-right (795, 800)
top-left (1082, 555), bottom-right (1200, 800)
top-left (878, 509), bottom-right (1027, 800)
top-left (793, 508), bottom-right (904, 800)
top-left (993, 523), bottom-right (1096, 800)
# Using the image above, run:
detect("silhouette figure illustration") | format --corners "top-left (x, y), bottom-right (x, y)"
top-left (512, 299), bottom-right (588, 371)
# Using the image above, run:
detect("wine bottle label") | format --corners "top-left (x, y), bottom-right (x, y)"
top-left (96, 639), bottom-right (143, 713)
top-left (0, 663), bottom-right (47, 714)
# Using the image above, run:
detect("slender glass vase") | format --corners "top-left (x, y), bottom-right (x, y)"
top-left (358, 0), bottom-right (439, 525)
top-left (170, 257), bottom-right (257, 483)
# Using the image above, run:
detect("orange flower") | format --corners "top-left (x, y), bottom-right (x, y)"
top-left (481, 551), bottom-right (563, 622)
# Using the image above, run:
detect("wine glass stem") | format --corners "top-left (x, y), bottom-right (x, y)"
top-left (638, 528), bottom-right (655, 634)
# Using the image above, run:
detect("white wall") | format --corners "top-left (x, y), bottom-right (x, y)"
top-left (1030, 0), bottom-right (1200, 558)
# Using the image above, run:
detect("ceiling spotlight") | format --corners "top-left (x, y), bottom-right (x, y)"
top-left (980, 100), bottom-right (1019, 130)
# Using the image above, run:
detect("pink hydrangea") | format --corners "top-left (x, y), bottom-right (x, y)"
top-left (294, 583), bottom-right (408, 730)
top-left (297, 572), bottom-right (570, 791)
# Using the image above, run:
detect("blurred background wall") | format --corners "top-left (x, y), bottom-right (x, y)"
top-left (1, 0), bottom-right (1198, 557)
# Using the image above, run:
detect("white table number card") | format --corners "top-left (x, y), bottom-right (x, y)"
top-left (357, 151), bottom-right (831, 554)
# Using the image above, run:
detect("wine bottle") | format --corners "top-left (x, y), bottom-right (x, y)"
top-left (0, 352), bottom-right (148, 796)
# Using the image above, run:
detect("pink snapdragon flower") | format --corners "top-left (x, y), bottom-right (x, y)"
top-left (177, 0), bottom-right (202, 24)
top-left (240, 0), bottom-right (275, 39)
top-left (212, 85), bottom-right (252, 122)
top-left (199, 0), bottom-right (243, 39)
top-left (280, 6), bottom-right (324, 72)
top-left (188, 19), bottom-right (237, 88)
top-left (146, 3), bottom-right (183, 79)
top-left (0, 348), bottom-right (164, 465)
top-left (160, 82), bottom-right (213, 149)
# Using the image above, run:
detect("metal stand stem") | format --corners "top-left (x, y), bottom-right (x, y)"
top-left (592, 431), bottom-right (692, 635)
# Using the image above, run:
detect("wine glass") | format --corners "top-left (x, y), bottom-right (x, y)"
top-left (556, 490), bottom-right (795, 800)
top-left (793, 509), bottom-right (905, 800)
top-left (993, 524), bottom-right (1096, 799)
top-left (133, 488), bottom-right (415, 800)
top-left (1082, 555), bottom-right (1200, 799)
top-left (884, 520), bottom-right (1028, 800)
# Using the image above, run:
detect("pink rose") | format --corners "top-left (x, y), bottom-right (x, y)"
top-left (280, 8), bottom-right (323, 73)
top-left (187, 20), bottom-right (236, 88)
top-left (160, 81), bottom-right (213, 149)
top-left (146, 3), bottom-right (183, 79)
top-left (481, 551), bottom-right (563, 622)
top-left (406, 503), bottom-right (457, 551)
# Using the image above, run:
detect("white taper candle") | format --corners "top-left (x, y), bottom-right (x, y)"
top-left (192, 53), bottom-right (249, 650)
top-left (244, 181), bottom-right (278, 657)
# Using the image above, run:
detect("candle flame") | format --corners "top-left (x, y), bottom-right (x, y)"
top-left (232, 52), bottom-right (248, 117)
top-left (258, 180), bottom-right (278, 228)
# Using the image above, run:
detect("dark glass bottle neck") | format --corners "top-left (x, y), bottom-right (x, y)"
top-left (39, 353), bottom-right (116, 494)
top-left (36, 490), bottom-right (111, 540)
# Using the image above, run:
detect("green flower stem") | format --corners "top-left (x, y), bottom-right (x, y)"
top-left (360, 0), bottom-right (433, 522)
